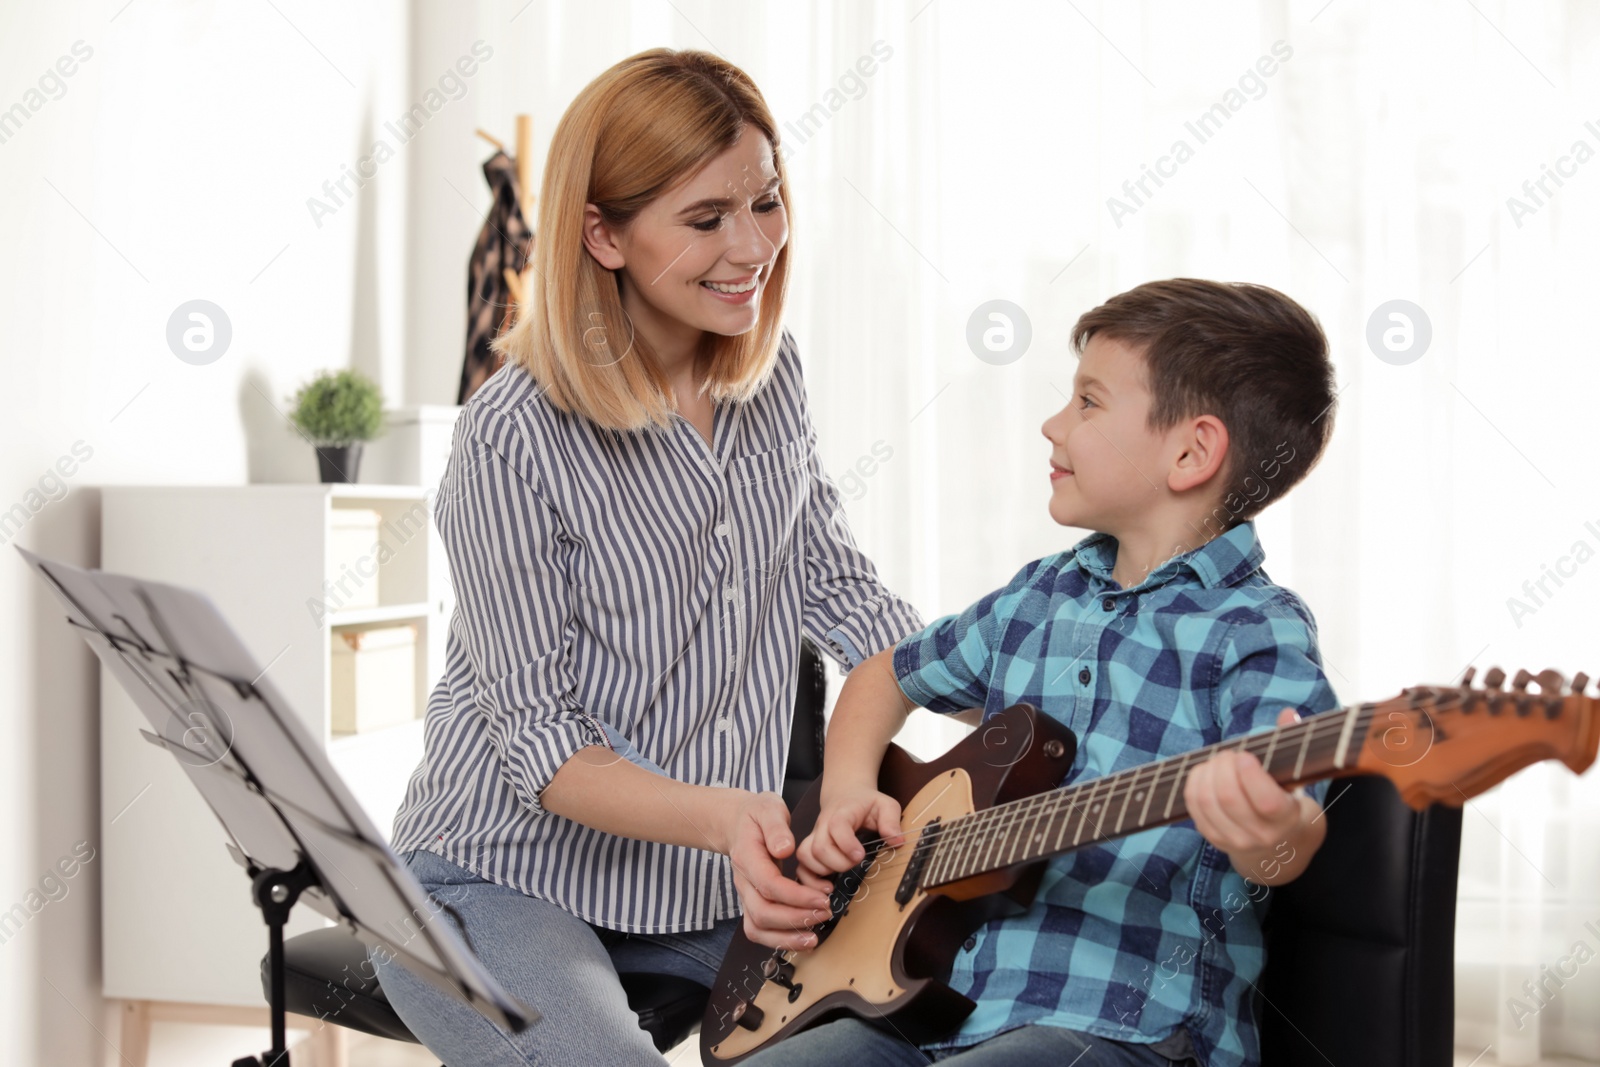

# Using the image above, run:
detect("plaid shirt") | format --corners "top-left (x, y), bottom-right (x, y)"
top-left (892, 520), bottom-right (1337, 1067)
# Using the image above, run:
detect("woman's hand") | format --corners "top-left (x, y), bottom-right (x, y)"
top-left (720, 790), bottom-right (834, 952)
top-left (795, 784), bottom-right (904, 888)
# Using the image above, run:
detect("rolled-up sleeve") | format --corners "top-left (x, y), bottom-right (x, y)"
top-left (434, 402), bottom-right (609, 815)
top-left (1212, 592), bottom-right (1340, 807)
top-left (788, 342), bottom-right (924, 670)
top-left (892, 560), bottom-right (1044, 716)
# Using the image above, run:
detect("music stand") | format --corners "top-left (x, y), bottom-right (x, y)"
top-left (18, 546), bottom-right (538, 1067)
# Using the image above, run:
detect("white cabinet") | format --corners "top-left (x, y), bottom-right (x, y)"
top-left (99, 484), bottom-right (449, 1007)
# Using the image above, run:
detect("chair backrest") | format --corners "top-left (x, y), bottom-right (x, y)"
top-left (781, 638), bottom-right (828, 810)
top-left (1256, 775), bottom-right (1462, 1067)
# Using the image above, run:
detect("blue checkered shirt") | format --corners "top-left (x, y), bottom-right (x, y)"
top-left (891, 520), bottom-right (1337, 1067)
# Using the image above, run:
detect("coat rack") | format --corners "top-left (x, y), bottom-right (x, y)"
top-left (475, 115), bottom-right (536, 310)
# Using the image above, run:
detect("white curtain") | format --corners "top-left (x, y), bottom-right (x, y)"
top-left (470, 2), bottom-right (1600, 1061)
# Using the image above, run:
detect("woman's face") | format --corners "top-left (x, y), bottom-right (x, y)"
top-left (585, 130), bottom-right (787, 354)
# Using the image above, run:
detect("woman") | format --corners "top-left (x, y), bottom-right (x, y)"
top-left (371, 48), bottom-right (923, 1065)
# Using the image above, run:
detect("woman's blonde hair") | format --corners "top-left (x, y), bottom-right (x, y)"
top-left (491, 49), bottom-right (792, 432)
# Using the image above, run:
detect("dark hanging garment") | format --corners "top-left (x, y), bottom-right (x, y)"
top-left (457, 149), bottom-right (534, 405)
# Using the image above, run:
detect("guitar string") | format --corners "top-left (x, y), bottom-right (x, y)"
top-left (930, 704), bottom-right (1377, 883)
top-left (821, 699), bottom-right (1395, 878)
top-left (916, 710), bottom-right (1342, 884)
top-left (851, 684), bottom-right (1479, 866)
top-left (916, 707), bottom-right (1374, 888)
top-left (827, 708), bottom-right (1350, 875)
top-left (812, 683), bottom-right (1490, 883)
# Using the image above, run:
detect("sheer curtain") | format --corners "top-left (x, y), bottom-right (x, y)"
top-left (468, 2), bottom-right (1599, 1060)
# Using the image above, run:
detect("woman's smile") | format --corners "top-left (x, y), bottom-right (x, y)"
top-left (701, 270), bottom-right (761, 304)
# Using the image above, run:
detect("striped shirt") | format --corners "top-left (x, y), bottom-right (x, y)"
top-left (390, 331), bottom-right (924, 933)
top-left (892, 520), bottom-right (1336, 1067)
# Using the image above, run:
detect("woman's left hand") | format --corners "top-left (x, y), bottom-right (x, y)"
top-left (721, 790), bottom-right (833, 952)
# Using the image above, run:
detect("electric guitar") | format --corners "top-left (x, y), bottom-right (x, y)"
top-left (701, 666), bottom-right (1599, 1064)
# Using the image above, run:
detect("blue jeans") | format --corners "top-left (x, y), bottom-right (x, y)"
top-left (740, 1017), bottom-right (1198, 1066)
top-left (369, 848), bottom-right (736, 1066)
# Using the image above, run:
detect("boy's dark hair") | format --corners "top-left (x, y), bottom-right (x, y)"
top-left (1071, 278), bottom-right (1337, 532)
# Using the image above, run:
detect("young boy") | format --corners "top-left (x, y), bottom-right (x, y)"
top-left (744, 279), bottom-right (1341, 1067)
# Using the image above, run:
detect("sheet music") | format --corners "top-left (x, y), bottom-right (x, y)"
top-left (17, 545), bottom-right (534, 1032)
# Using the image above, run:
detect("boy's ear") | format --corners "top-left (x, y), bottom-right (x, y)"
top-left (1169, 415), bottom-right (1229, 493)
top-left (581, 203), bottom-right (627, 271)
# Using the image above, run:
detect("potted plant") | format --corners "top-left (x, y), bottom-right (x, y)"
top-left (289, 369), bottom-right (385, 483)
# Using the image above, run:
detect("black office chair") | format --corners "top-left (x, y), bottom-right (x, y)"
top-left (1257, 775), bottom-right (1463, 1067)
top-left (264, 637), bottom-right (833, 1058)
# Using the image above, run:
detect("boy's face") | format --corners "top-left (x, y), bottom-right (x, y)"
top-left (1041, 334), bottom-right (1186, 534)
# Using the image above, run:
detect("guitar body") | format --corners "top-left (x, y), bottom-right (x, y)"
top-left (701, 704), bottom-right (1078, 1064)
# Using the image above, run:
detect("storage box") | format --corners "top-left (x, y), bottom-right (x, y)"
top-left (360, 405), bottom-right (463, 490)
top-left (330, 624), bottom-right (416, 734)
top-left (328, 507), bottom-right (382, 610)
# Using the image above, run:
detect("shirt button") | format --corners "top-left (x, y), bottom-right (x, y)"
top-left (1078, 668), bottom-right (1091, 686)
top-left (724, 584), bottom-right (737, 600)
top-left (716, 717), bottom-right (731, 731)
top-left (715, 522), bottom-right (730, 537)
top-left (963, 936), bottom-right (977, 951)
top-left (1102, 596), bottom-right (1114, 612)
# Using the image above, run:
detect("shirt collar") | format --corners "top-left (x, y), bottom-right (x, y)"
top-left (1069, 519), bottom-right (1265, 592)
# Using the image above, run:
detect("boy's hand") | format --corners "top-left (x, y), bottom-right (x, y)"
top-left (795, 784), bottom-right (905, 889)
top-left (1184, 708), bottom-right (1325, 884)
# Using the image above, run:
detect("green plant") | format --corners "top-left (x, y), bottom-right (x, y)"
top-left (289, 369), bottom-right (385, 446)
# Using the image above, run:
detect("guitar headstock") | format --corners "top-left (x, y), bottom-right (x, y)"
top-left (1350, 667), bottom-right (1599, 809)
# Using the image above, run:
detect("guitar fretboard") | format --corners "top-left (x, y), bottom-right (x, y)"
top-left (918, 700), bottom-right (1381, 889)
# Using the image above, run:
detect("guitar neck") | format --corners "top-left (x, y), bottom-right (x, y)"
top-left (919, 701), bottom-right (1378, 889)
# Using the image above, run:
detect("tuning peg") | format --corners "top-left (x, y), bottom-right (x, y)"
top-left (1459, 665), bottom-right (1477, 687)
top-left (1573, 672), bottom-right (1591, 694)
top-left (1484, 666), bottom-right (1507, 689)
top-left (1512, 668), bottom-right (1534, 691)
top-left (1536, 669), bottom-right (1567, 694)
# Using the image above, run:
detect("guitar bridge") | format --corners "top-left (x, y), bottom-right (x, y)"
top-left (811, 832), bottom-right (883, 946)
top-left (895, 816), bottom-right (938, 906)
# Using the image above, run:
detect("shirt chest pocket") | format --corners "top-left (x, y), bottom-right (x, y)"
top-left (725, 439), bottom-right (809, 587)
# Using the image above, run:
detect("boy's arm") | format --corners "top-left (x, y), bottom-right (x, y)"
top-left (796, 648), bottom-right (914, 879)
top-left (797, 559), bottom-right (1042, 882)
top-left (1186, 600), bottom-right (1340, 886)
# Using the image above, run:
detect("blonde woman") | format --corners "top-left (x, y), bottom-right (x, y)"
top-left (371, 49), bottom-right (923, 1065)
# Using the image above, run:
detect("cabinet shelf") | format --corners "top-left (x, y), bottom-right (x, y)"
top-left (330, 601), bottom-right (432, 627)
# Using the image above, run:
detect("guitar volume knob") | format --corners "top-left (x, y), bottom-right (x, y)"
top-left (731, 999), bottom-right (765, 1031)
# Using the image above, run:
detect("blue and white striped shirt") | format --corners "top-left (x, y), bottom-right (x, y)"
top-left (390, 331), bottom-right (924, 933)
